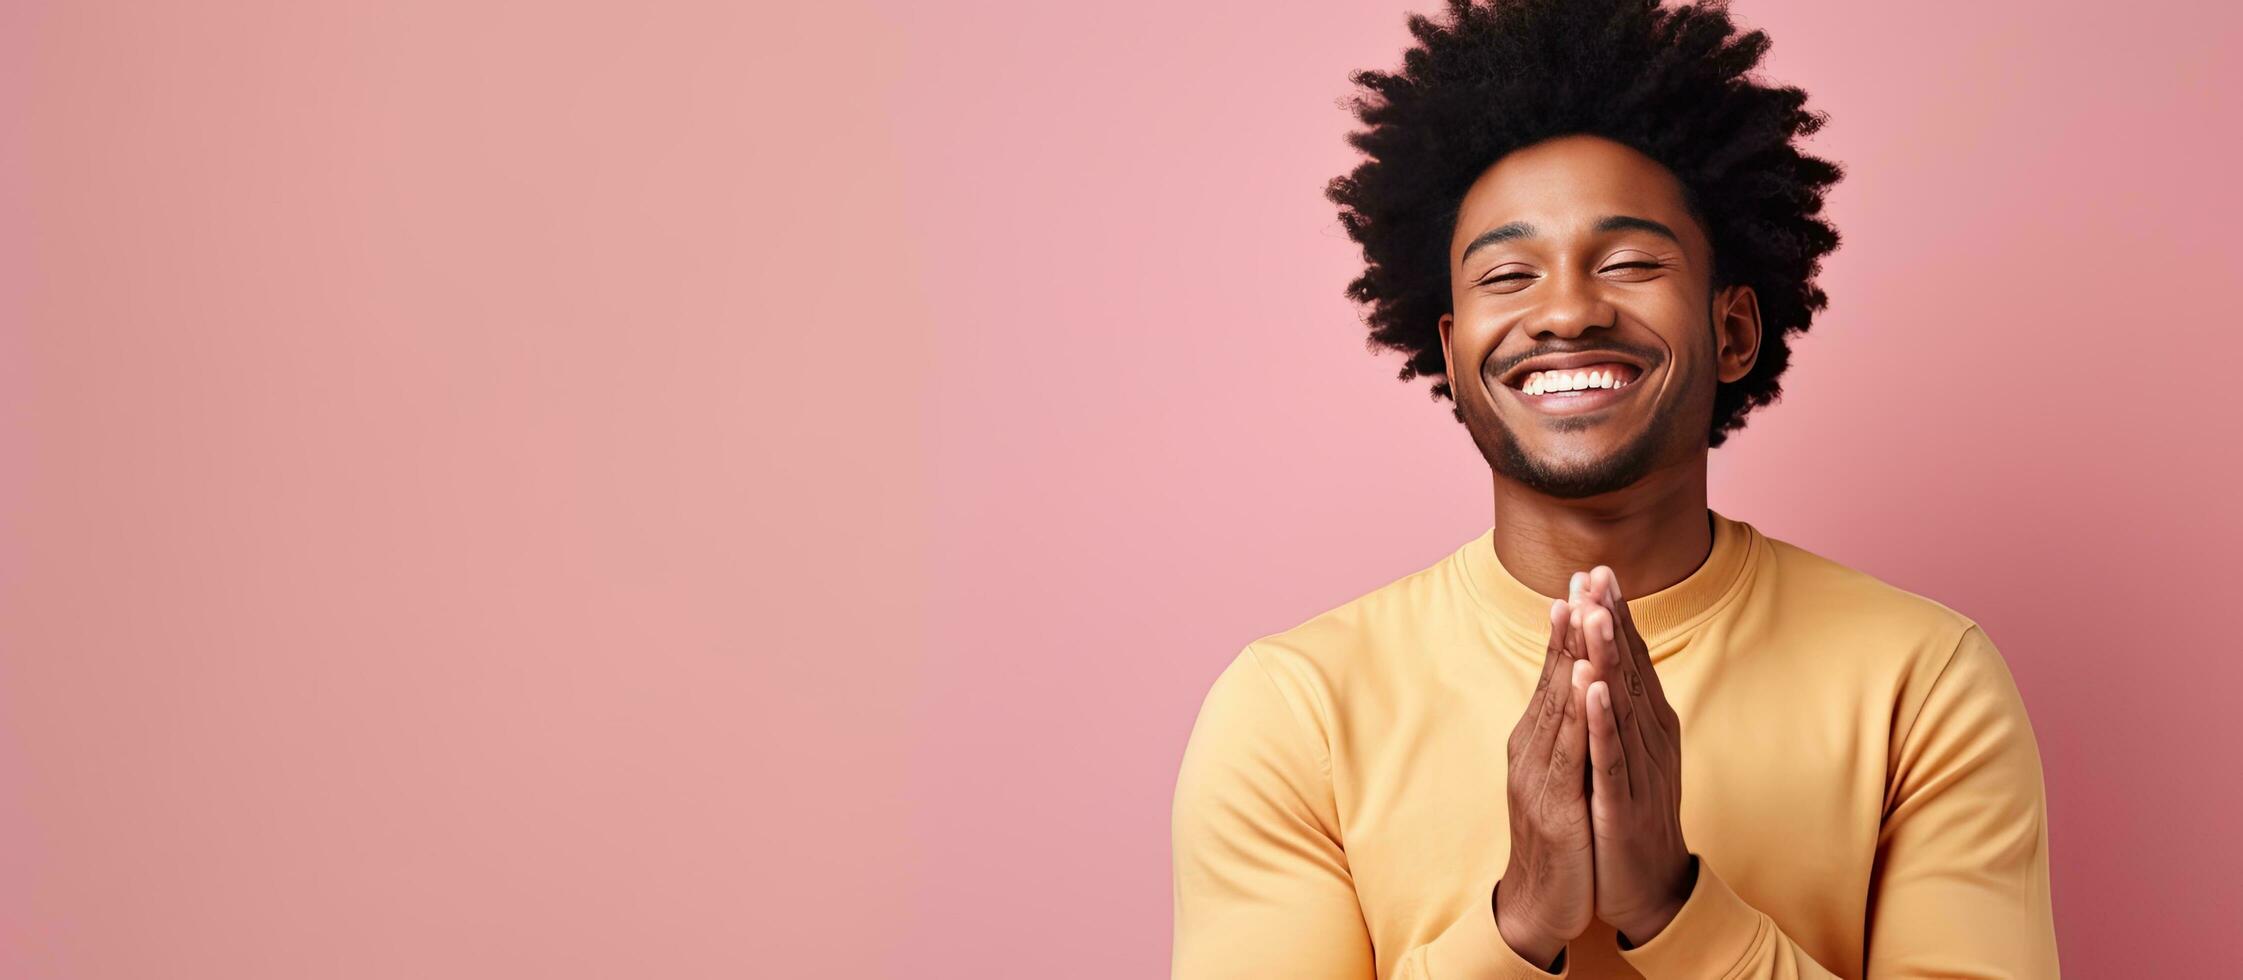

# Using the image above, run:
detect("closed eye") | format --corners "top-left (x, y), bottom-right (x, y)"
top-left (1479, 262), bottom-right (1662, 286)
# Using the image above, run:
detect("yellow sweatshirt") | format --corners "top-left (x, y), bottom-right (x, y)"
top-left (1171, 509), bottom-right (2059, 979)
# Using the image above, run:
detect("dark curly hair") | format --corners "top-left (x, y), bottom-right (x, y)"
top-left (1325, 0), bottom-right (1843, 447)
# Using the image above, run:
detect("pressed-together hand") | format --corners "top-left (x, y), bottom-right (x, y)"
top-left (1571, 566), bottom-right (1695, 948)
top-left (1492, 596), bottom-right (1598, 969)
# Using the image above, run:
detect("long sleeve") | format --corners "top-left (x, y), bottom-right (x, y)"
top-left (1173, 646), bottom-right (1568, 980)
top-left (1613, 625), bottom-right (2061, 979)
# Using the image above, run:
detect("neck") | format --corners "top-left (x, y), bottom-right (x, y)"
top-left (1489, 451), bottom-right (1713, 602)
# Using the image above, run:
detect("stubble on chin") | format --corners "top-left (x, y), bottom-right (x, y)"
top-left (1464, 380), bottom-right (1678, 501)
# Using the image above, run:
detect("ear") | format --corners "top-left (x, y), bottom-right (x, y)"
top-left (1438, 312), bottom-right (1455, 379)
top-left (1711, 285), bottom-right (1762, 384)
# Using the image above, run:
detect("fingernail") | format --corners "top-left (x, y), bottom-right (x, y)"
top-left (1601, 619), bottom-right (1613, 642)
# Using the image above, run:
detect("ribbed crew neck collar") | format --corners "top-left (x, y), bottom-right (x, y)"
top-left (1460, 508), bottom-right (1758, 661)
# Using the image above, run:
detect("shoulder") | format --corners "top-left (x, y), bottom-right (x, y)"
top-left (1232, 534), bottom-right (1477, 722)
top-left (1177, 549), bottom-right (1461, 792)
top-left (1756, 528), bottom-right (1984, 660)
top-left (1732, 524), bottom-right (2050, 783)
top-left (1749, 527), bottom-right (2054, 762)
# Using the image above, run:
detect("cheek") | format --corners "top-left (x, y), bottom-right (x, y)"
top-left (1443, 320), bottom-right (1502, 384)
top-left (1627, 298), bottom-right (1706, 366)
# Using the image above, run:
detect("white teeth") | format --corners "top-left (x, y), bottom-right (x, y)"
top-left (1521, 366), bottom-right (1634, 394)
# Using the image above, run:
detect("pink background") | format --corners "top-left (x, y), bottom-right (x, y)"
top-left (3, 0), bottom-right (2237, 976)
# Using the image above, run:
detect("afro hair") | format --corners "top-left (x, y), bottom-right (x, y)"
top-left (1325, 0), bottom-right (1844, 447)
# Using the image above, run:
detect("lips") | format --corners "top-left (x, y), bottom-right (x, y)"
top-left (1498, 351), bottom-right (1651, 391)
top-left (1506, 375), bottom-right (1642, 416)
top-left (1495, 360), bottom-right (1651, 417)
top-left (1516, 361), bottom-right (1641, 394)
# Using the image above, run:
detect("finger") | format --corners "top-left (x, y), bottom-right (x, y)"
top-left (1594, 565), bottom-right (1660, 696)
top-left (1580, 604), bottom-right (1623, 693)
top-left (1587, 679), bottom-right (1631, 802)
top-left (1585, 566), bottom-right (1622, 644)
top-left (1591, 563), bottom-right (1621, 608)
top-left (1568, 599), bottom-right (1605, 700)
top-left (1583, 600), bottom-right (1658, 800)
top-left (1605, 583), bottom-right (1682, 798)
top-left (1537, 597), bottom-right (1570, 700)
top-left (1587, 596), bottom-right (1654, 735)
top-left (1616, 659), bottom-right (1660, 799)
top-left (1594, 565), bottom-right (1677, 735)
top-left (1578, 602), bottom-right (1651, 795)
top-left (1542, 658), bottom-right (1593, 804)
top-left (1518, 597), bottom-right (1573, 760)
top-left (1586, 567), bottom-right (1680, 798)
top-left (1567, 597), bottom-right (1596, 675)
top-left (1588, 571), bottom-right (1659, 726)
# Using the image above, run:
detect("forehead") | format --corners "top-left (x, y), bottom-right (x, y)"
top-left (1450, 134), bottom-right (1704, 262)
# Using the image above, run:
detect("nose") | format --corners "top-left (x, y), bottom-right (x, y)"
top-left (1523, 263), bottom-right (1618, 340)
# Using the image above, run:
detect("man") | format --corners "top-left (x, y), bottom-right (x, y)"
top-left (1169, 1), bottom-right (2060, 977)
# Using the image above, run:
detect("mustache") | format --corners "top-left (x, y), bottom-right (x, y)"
top-left (1492, 343), bottom-right (1663, 377)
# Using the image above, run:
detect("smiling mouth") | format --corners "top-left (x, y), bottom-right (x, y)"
top-left (1499, 361), bottom-right (1646, 416)
top-left (1508, 362), bottom-right (1643, 394)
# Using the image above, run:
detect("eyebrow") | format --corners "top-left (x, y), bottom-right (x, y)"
top-left (1458, 214), bottom-right (1682, 265)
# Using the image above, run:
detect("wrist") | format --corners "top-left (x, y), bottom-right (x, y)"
top-left (1612, 903), bottom-right (1681, 950)
top-left (1492, 879), bottom-right (1566, 970)
top-left (1613, 854), bottom-right (1697, 948)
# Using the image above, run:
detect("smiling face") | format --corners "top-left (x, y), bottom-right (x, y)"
top-left (1439, 134), bottom-right (1763, 500)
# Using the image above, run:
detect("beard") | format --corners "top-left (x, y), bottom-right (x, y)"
top-left (1465, 316), bottom-right (1712, 500)
top-left (1484, 400), bottom-right (1675, 499)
